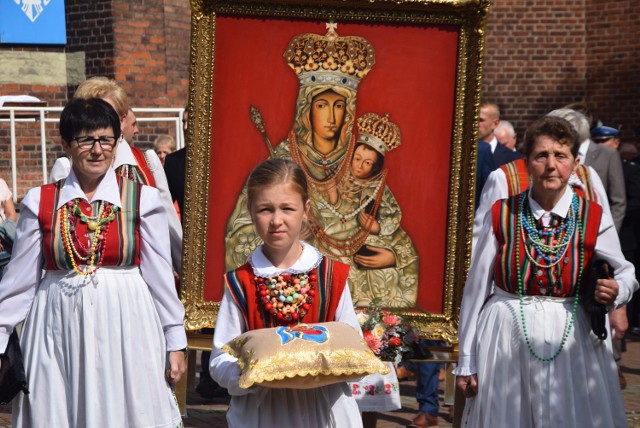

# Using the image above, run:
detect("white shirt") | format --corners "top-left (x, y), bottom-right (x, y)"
top-left (578, 140), bottom-right (590, 165)
top-left (456, 186), bottom-right (638, 375)
top-left (487, 136), bottom-right (498, 154)
top-left (0, 168), bottom-right (187, 352)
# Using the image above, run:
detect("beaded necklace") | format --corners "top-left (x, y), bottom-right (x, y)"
top-left (515, 191), bottom-right (584, 362)
top-left (255, 271), bottom-right (317, 326)
top-left (61, 199), bottom-right (119, 275)
top-left (519, 194), bottom-right (578, 268)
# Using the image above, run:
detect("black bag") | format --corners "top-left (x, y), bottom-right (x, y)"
top-left (0, 330), bottom-right (29, 404)
top-left (582, 259), bottom-right (612, 340)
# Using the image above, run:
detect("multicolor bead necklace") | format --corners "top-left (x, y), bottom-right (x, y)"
top-left (61, 199), bottom-right (119, 275)
top-left (255, 271), bottom-right (317, 326)
top-left (515, 191), bottom-right (584, 362)
top-left (519, 193), bottom-right (578, 268)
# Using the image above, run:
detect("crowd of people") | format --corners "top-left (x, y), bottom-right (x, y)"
top-left (0, 54), bottom-right (639, 428)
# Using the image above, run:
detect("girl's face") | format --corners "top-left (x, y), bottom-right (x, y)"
top-left (351, 144), bottom-right (379, 179)
top-left (250, 182), bottom-right (310, 263)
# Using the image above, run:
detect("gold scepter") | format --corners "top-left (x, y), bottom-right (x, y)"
top-left (249, 105), bottom-right (276, 158)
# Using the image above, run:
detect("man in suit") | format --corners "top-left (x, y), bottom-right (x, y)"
top-left (164, 109), bottom-right (188, 216)
top-left (478, 101), bottom-right (523, 167)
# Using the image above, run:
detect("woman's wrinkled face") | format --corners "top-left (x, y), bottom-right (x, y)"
top-left (526, 135), bottom-right (578, 194)
top-left (65, 126), bottom-right (117, 183)
top-left (310, 90), bottom-right (347, 142)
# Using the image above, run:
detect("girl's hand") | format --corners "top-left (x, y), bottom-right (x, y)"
top-left (165, 350), bottom-right (187, 385)
top-left (456, 374), bottom-right (478, 398)
top-left (595, 278), bottom-right (619, 306)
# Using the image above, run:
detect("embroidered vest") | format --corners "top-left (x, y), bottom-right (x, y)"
top-left (39, 177), bottom-right (142, 270)
top-left (224, 256), bottom-right (349, 330)
top-left (115, 146), bottom-right (156, 187)
top-left (491, 193), bottom-right (601, 297)
top-left (500, 158), bottom-right (597, 202)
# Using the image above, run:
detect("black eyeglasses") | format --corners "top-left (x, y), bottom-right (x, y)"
top-left (71, 136), bottom-right (118, 151)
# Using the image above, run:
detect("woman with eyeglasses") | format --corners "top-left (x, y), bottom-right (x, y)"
top-left (0, 98), bottom-right (187, 427)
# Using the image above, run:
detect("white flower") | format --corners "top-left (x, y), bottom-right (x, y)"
top-left (356, 312), bottom-right (369, 326)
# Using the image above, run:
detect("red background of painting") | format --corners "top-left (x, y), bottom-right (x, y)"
top-left (204, 16), bottom-right (459, 314)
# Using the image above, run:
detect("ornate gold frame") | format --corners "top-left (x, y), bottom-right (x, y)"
top-left (182, 0), bottom-right (490, 342)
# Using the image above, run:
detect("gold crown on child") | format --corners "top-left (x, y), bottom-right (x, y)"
top-left (356, 112), bottom-right (401, 155)
top-left (284, 22), bottom-right (376, 90)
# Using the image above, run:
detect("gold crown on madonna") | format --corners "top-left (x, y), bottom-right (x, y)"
top-left (284, 22), bottom-right (375, 90)
top-left (356, 112), bottom-right (401, 155)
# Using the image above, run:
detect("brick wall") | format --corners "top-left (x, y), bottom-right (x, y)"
top-left (585, 0), bottom-right (640, 141)
top-left (482, 0), bottom-right (639, 143)
top-left (481, 0), bottom-right (588, 141)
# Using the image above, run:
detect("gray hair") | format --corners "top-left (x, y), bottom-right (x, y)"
top-left (546, 108), bottom-right (591, 143)
top-left (495, 119), bottom-right (516, 138)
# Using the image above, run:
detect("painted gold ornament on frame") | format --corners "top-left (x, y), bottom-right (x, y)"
top-left (182, 0), bottom-right (490, 342)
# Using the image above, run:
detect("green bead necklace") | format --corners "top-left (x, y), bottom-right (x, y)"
top-left (515, 192), bottom-right (584, 362)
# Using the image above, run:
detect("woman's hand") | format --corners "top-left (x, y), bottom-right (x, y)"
top-left (456, 374), bottom-right (478, 398)
top-left (353, 245), bottom-right (396, 269)
top-left (165, 350), bottom-right (187, 385)
top-left (595, 278), bottom-right (619, 306)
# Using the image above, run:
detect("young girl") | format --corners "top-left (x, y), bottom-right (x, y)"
top-left (210, 158), bottom-right (364, 428)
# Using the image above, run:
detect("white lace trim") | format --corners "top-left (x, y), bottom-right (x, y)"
top-left (249, 241), bottom-right (323, 277)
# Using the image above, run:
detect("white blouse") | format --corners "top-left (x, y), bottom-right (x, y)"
top-left (0, 168), bottom-right (187, 353)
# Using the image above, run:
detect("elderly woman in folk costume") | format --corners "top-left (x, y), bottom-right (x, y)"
top-left (0, 98), bottom-right (187, 427)
top-left (455, 116), bottom-right (637, 427)
top-left (224, 23), bottom-right (380, 271)
top-left (319, 112), bottom-right (419, 308)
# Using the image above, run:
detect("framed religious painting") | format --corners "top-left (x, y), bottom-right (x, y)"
top-left (182, 0), bottom-right (490, 342)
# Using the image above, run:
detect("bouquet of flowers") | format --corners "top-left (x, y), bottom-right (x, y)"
top-left (356, 299), bottom-right (418, 364)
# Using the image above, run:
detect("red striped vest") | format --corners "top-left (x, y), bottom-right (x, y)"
top-left (224, 256), bottom-right (349, 330)
top-left (38, 177), bottom-right (142, 270)
top-left (491, 193), bottom-right (601, 297)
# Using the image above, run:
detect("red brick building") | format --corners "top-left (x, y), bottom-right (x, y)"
top-left (1, 0), bottom-right (638, 197)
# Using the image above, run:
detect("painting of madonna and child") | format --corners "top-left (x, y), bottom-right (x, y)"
top-left (206, 18), bottom-right (460, 313)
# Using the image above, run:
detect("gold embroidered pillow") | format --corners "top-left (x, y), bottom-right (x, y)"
top-left (223, 321), bottom-right (389, 389)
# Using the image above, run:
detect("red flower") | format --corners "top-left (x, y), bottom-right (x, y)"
top-left (388, 337), bottom-right (401, 347)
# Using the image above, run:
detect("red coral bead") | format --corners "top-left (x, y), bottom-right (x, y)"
top-left (307, 289), bottom-right (316, 296)
top-left (302, 303), bottom-right (311, 310)
top-left (292, 312), bottom-right (299, 320)
top-left (265, 303), bottom-right (273, 310)
top-left (276, 312), bottom-right (284, 319)
top-left (309, 274), bottom-right (317, 281)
